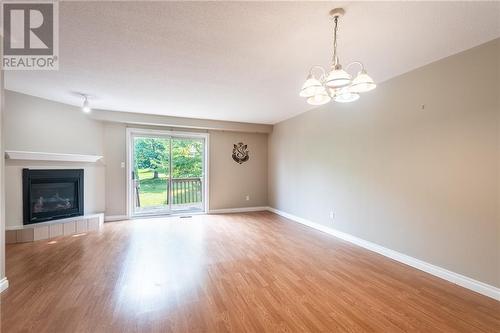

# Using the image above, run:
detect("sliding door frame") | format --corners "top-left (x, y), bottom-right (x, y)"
top-left (126, 127), bottom-right (209, 218)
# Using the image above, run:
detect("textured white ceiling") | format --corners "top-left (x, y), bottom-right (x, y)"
top-left (5, 1), bottom-right (500, 124)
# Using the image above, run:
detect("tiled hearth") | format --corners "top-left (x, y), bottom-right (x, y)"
top-left (6, 213), bottom-right (104, 244)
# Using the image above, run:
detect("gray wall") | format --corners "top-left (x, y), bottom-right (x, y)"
top-left (268, 39), bottom-right (500, 288)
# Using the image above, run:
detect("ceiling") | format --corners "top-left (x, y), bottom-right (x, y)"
top-left (5, 1), bottom-right (500, 124)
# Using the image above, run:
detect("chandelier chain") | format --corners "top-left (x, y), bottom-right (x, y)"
top-left (332, 16), bottom-right (339, 67)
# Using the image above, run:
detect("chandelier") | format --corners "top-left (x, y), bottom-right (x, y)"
top-left (300, 8), bottom-right (376, 105)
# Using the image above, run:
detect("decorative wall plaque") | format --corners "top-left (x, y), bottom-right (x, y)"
top-left (232, 142), bottom-right (249, 164)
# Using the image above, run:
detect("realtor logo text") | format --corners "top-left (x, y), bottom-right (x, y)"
top-left (2, 1), bottom-right (59, 70)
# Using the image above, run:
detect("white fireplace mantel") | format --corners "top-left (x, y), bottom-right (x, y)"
top-left (5, 150), bottom-right (103, 163)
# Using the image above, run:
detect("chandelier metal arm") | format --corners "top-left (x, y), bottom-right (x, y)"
top-left (308, 65), bottom-right (327, 80)
top-left (345, 61), bottom-right (365, 74)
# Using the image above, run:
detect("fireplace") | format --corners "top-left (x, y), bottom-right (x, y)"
top-left (23, 169), bottom-right (84, 225)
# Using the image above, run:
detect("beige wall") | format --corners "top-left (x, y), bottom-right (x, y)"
top-left (103, 122), bottom-right (127, 216)
top-left (3, 91), bottom-right (268, 223)
top-left (5, 91), bottom-right (104, 155)
top-left (209, 130), bottom-right (267, 209)
top-left (268, 39), bottom-right (500, 287)
top-left (3, 91), bottom-right (106, 228)
top-left (91, 109), bottom-right (272, 134)
top-left (103, 123), bottom-right (268, 216)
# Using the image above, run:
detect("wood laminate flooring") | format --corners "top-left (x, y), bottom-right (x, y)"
top-left (1, 212), bottom-right (499, 332)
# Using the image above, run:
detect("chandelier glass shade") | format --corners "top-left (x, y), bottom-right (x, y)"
top-left (350, 69), bottom-right (377, 93)
top-left (307, 90), bottom-right (331, 105)
top-left (299, 74), bottom-right (324, 98)
top-left (300, 8), bottom-right (376, 105)
top-left (332, 88), bottom-right (360, 103)
top-left (325, 68), bottom-right (351, 88)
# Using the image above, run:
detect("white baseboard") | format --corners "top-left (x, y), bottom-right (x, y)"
top-left (267, 207), bottom-right (500, 301)
top-left (0, 277), bottom-right (9, 293)
top-left (107, 208), bottom-right (268, 220)
top-left (104, 215), bottom-right (129, 222)
top-left (209, 206), bottom-right (268, 214)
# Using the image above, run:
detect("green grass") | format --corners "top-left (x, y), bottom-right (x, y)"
top-left (138, 177), bottom-right (168, 206)
top-left (137, 169), bottom-right (168, 207)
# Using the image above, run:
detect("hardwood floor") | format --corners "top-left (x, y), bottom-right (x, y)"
top-left (1, 211), bottom-right (499, 332)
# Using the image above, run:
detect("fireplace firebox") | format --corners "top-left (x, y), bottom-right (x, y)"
top-left (23, 169), bottom-right (84, 225)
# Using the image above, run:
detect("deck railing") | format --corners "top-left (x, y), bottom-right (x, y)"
top-left (135, 177), bottom-right (202, 207)
top-left (170, 177), bottom-right (203, 204)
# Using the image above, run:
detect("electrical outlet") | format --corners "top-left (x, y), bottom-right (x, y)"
top-left (329, 211), bottom-right (335, 220)
top-left (120, 162), bottom-right (125, 168)
top-left (245, 195), bottom-right (250, 201)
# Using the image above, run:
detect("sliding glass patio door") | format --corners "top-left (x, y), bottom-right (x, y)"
top-left (170, 137), bottom-right (204, 212)
top-left (129, 130), bottom-right (207, 216)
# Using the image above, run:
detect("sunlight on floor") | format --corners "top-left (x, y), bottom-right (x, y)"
top-left (114, 216), bottom-right (206, 313)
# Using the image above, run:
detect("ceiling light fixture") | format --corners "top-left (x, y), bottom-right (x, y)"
top-left (81, 95), bottom-right (91, 113)
top-left (300, 8), bottom-right (376, 105)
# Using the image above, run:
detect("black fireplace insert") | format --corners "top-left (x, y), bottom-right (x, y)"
top-left (23, 169), bottom-right (84, 225)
